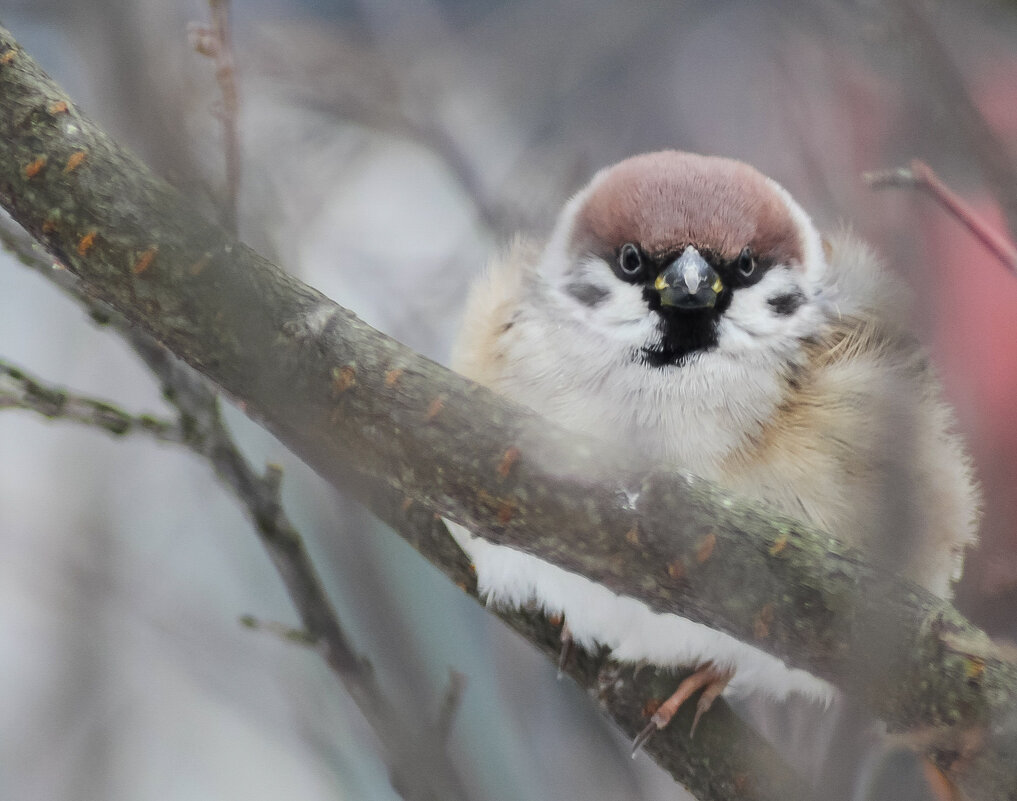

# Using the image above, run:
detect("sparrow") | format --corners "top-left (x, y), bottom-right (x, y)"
top-left (447, 151), bottom-right (979, 746)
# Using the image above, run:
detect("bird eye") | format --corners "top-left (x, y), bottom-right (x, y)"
top-left (736, 246), bottom-right (756, 278)
top-left (618, 243), bottom-right (644, 278)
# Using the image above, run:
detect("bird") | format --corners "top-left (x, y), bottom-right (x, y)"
top-left (446, 150), bottom-right (979, 748)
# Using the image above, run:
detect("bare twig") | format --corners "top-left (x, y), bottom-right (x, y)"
top-left (257, 32), bottom-right (524, 238)
top-left (0, 358), bottom-right (180, 440)
top-left (894, 0), bottom-right (1017, 239)
top-left (188, 0), bottom-right (242, 235)
top-left (0, 214), bottom-right (468, 801)
top-left (239, 614), bottom-right (319, 647)
top-left (865, 159), bottom-right (1017, 276)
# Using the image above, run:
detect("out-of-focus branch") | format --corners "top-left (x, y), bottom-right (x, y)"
top-left (0, 215), bottom-right (468, 801)
top-left (865, 159), bottom-right (1017, 275)
top-left (258, 32), bottom-right (525, 238)
top-left (3, 24), bottom-right (1016, 801)
top-left (188, 0), bottom-right (242, 235)
top-left (894, 0), bottom-right (1017, 239)
top-left (0, 358), bottom-right (179, 439)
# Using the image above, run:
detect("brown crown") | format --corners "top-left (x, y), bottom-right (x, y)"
top-left (570, 151), bottom-right (804, 267)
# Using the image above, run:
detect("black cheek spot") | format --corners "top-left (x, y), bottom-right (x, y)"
top-left (565, 282), bottom-right (610, 307)
top-left (768, 290), bottom-right (805, 316)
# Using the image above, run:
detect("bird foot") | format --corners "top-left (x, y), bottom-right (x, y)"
top-left (631, 662), bottom-right (734, 756)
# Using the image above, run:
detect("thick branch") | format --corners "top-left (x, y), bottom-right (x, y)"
top-left (1, 24), bottom-right (1015, 801)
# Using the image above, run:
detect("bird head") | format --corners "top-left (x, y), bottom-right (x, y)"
top-left (538, 151), bottom-right (829, 367)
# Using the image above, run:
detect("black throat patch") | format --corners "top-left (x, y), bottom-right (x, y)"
top-left (639, 287), bottom-right (732, 367)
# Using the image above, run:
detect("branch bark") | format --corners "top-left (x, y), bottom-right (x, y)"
top-left (0, 357), bottom-right (180, 438)
top-left (0, 219), bottom-right (470, 801)
top-left (1, 23), bottom-right (1015, 801)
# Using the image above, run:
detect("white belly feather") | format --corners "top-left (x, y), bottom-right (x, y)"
top-left (448, 521), bottom-right (834, 703)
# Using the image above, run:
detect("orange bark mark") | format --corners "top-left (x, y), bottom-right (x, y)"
top-left (496, 500), bottom-right (515, 524)
top-left (48, 100), bottom-right (69, 114)
top-left (63, 150), bottom-right (87, 173)
top-left (965, 657), bottom-right (985, 680)
top-left (41, 217), bottom-right (58, 234)
top-left (753, 603), bottom-right (775, 640)
top-left (331, 366), bottom-right (357, 396)
top-left (769, 533), bottom-right (788, 556)
top-left (426, 397), bottom-right (445, 421)
top-left (131, 246), bottom-right (158, 275)
top-left (77, 230), bottom-right (97, 256)
top-left (384, 368), bottom-right (404, 388)
top-left (23, 156), bottom-right (47, 178)
top-left (0, 50), bottom-right (16, 65)
top-left (496, 446), bottom-right (520, 479)
top-left (624, 523), bottom-right (640, 546)
top-left (696, 532), bottom-right (716, 563)
top-left (476, 488), bottom-right (516, 524)
top-left (666, 558), bottom-right (686, 580)
top-left (188, 254), bottom-right (212, 275)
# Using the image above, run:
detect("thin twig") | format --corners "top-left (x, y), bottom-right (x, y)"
top-left (0, 358), bottom-right (181, 440)
top-left (239, 614), bottom-right (319, 647)
top-left (188, 0), bottom-right (242, 235)
top-left (894, 0), bottom-right (1017, 239)
top-left (256, 30), bottom-right (524, 238)
top-left (865, 159), bottom-right (1017, 276)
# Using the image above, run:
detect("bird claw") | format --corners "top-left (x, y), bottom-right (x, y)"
top-left (689, 668), bottom-right (731, 737)
top-left (630, 663), bottom-right (735, 753)
top-left (631, 719), bottom-right (660, 757)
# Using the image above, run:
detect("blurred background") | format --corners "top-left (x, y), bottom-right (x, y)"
top-left (1, 1), bottom-right (1017, 799)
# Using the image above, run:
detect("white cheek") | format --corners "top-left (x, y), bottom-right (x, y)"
top-left (560, 258), bottom-right (656, 341)
top-left (719, 268), bottom-right (815, 352)
top-left (598, 283), bottom-right (652, 326)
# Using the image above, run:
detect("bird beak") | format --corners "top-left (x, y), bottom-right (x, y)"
top-left (653, 246), bottom-right (724, 309)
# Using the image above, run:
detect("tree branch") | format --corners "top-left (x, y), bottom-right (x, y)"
top-left (1, 23), bottom-right (1014, 801)
top-left (188, 0), bottom-right (242, 235)
top-left (892, 0), bottom-right (1017, 239)
top-left (865, 159), bottom-right (1017, 276)
top-left (0, 215), bottom-right (469, 801)
top-left (0, 357), bottom-right (180, 438)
